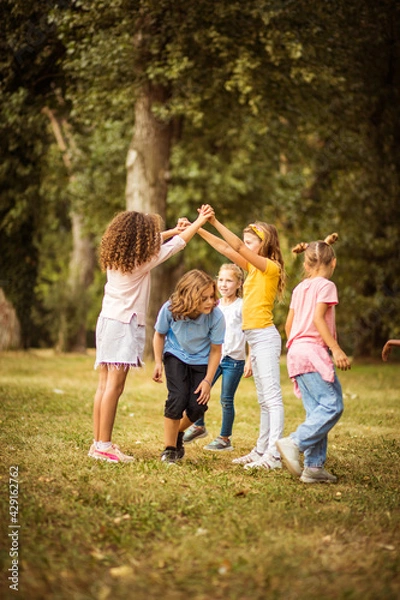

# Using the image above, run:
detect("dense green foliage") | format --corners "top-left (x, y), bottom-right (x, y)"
top-left (1, 0), bottom-right (399, 354)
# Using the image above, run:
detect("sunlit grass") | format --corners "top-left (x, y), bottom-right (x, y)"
top-left (0, 350), bottom-right (399, 599)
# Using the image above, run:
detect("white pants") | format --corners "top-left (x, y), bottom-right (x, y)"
top-left (245, 326), bottom-right (284, 458)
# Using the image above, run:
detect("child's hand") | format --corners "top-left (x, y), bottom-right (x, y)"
top-left (176, 217), bottom-right (191, 232)
top-left (197, 204), bottom-right (215, 223)
top-left (332, 347), bottom-right (351, 371)
top-left (243, 359), bottom-right (253, 378)
top-left (152, 364), bottom-right (164, 383)
top-left (194, 379), bottom-right (212, 404)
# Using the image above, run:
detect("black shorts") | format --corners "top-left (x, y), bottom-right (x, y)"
top-left (163, 353), bottom-right (209, 422)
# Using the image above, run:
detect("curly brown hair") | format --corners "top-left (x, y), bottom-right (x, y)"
top-left (243, 221), bottom-right (286, 299)
top-left (169, 270), bottom-right (218, 320)
top-left (99, 211), bottom-right (163, 273)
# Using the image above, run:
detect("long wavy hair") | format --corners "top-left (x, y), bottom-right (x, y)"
top-left (99, 211), bottom-right (162, 273)
top-left (169, 270), bottom-right (218, 320)
top-left (243, 221), bottom-right (286, 299)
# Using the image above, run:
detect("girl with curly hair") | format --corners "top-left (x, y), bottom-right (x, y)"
top-left (152, 269), bottom-right (226, 464)
top-left (90, 206), bottom-right (214, 463)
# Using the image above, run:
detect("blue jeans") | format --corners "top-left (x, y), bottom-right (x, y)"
top-left (291, 371), bottom-right (344, 467)
top-left (195, 356), bottom-right (245, 437)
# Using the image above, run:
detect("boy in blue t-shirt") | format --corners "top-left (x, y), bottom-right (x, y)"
top-left (153, 270), bottom-right (225, 464)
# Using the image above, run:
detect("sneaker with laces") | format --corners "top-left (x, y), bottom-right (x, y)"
top-left (244, 454), bottom-right (282, 470)
top-left (183, 425), bottom-right (208, 444)
top-left (300, 467), bottom-right (337, 484)
top-left (161, 448), bottom-right (178, 464)
top-left (204, 437), bottom-right (233, 451)
top-left (276, 437), bottom-right (302, 477)
top-left (232, 448), bottom-right (261, 465)
top-left (92, 443), bottom-right (134, 463)
top-left (176, 432), bottom-right (185, 460)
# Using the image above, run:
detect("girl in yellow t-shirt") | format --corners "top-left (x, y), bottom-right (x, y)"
top-left (198, 209), bottom-right (286, 470)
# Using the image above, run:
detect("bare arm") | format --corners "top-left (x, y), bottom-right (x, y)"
top-left (152, 332), bottom-right (166, 383)
top-left (161, 227), bottom-right (180, 241)
top-left (243, 348), bottom-right (252, 378)
top-left (195, 343), bottom-right (222, 404)
top-left (178, 205), bottom-right (214, 245)
top-left (314, 303), bottom-right (351, 371)
top-left (197, 228), bottom-right (248, 270)
top-left (209, 216), bottom-right (267, 272)
top-left (382, 339), bottom-right (400, 361)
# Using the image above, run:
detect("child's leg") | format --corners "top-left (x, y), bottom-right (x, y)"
top-left (179, 413), bottom-right (193, 433)
top-left (247, 328), bottom-right (283, 457)
top-left (219, 358), bottom-right (244, 439)
top-left (192, 365), bottom-right (222, 429)
top-left (93, 365), bottom-right (109, 441)
top-left (96, 366), bottom-right (129, 442)
top-left (293, 372), bottom-right (343, 467)
top-left (164, 417), bottom-right (181, 447)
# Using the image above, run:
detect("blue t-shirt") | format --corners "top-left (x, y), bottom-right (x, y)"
top-left (154, 301), bottom-right (226, 365)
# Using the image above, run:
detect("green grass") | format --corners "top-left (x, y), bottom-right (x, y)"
top-left (0, 350), bottom-right (399, 600)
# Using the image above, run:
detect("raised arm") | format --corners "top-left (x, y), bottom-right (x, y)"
top-left (208, 215), bottom-right (267, 272)
top-left (178, 205), bottom-right (215, 245)
top-left (198, 228), bottom-right (248, 270)
top-left (382, 339), bottom-right (400, 361)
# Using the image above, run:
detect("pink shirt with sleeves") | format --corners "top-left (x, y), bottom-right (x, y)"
top-left (286, 276), bottom-right (338, 397)
top-left (100, 235), bottom-right (186, 325)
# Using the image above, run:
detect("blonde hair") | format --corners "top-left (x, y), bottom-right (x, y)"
top-left (243, 221), bottom-right (286, 299)
top-left (100, 211), bottom-right (162, 273)
top-left (218, 263), bottom-right (244, 298)
top-left (169, 270), bottom-right (218, 320)
top-left (292, 233), bottom-right (338, 270)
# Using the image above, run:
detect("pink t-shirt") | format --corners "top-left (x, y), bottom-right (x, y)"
top-left (286, 277), bottom-right (338, 397)
top-left (100, 235), bottom-right (186, 325)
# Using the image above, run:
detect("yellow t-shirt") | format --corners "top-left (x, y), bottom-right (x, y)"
top-left (242, 260), bottom-right (281, 330)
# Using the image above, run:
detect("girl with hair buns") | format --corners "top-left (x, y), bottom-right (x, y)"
top-left (277, 233), bottom-right (351, 484)
top-left (90, 206), bottom-right (214, 463)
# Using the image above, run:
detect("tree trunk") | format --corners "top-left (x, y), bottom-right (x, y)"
top-left (67, 212), bottom-right (96, 352)
top-left (42, 106), bottom-right (96, 353)
top-left (0, 289), bottom-right (21, 350)
top-left (126, 82), bottom-right (176, 357)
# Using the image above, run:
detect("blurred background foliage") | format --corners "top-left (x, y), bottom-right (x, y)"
top-left (1, 0), bottom-right (399, 356)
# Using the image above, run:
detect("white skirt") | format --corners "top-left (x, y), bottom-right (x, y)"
top-left (94, 314), bottom-right (146, 370)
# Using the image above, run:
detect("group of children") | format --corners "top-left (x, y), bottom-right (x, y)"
top-left (89, 203), bottom-right (351, 484)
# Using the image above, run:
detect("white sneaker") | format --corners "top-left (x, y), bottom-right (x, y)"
top-left (300, 467), bottom-right (337, 483)
top-left (244, 454), bottom-right (282, 470)
top-left (276, 437), bottom-right (302, 477)
top-left (232, 448), bottom-right (261, 465)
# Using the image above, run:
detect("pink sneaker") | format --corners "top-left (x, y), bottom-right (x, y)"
top-left (91, 443), bottom-right (134, 463)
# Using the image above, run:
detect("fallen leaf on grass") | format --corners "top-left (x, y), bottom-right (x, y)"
top-left (218, 559), bottom-right (232, 575)
top-left (109, 565), bottom-right (134, 579)
top-left (378, 544), bottom-right (395, 551)
top-left (90, 549), bottom-right (107, 561)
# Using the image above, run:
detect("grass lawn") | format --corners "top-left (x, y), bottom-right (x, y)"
top-left (0, 350), bottom-right (399, 600)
